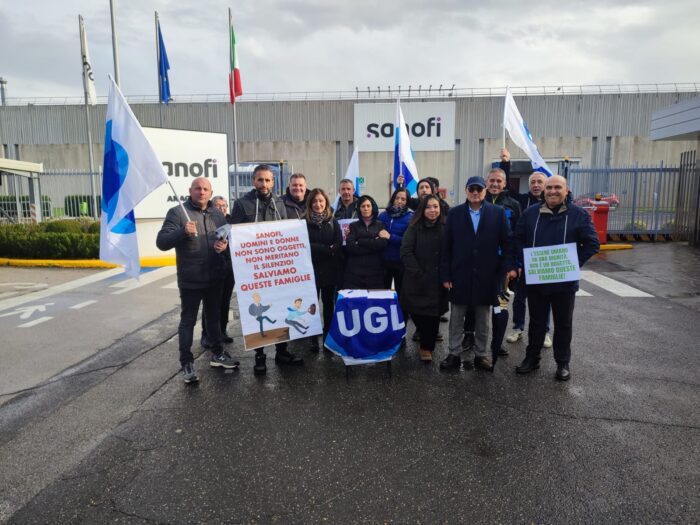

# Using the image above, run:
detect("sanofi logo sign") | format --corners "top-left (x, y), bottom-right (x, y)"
top-left (354, 102), bottom-right (455, 152)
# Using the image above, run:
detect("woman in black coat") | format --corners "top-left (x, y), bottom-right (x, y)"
top-left (343, 195), bottom-right (389, 289)
top-left (400, 195), bottom-right (449, 362)
top-left (304, 188), bottom-right (343, 350)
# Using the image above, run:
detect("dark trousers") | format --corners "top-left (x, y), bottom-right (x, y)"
top-left (202, 271), bottom-right (234, 337)
top-left (412, 314), bottom-right (440, 352)
top-left (513, 278), bottom-right (550, 332)
top-left (317, 285), bottom-right (337, 333)
top-left (526, 287), bottom-right (576, 365)
top-left (179, 283), bottom-right (223, 366)
top-left (383, 260), bottom-right (404, 295)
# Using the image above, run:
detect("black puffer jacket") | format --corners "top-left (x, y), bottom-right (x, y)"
top-left (156, 198), bottom-right (227, 289)
top-left (307, 218), bottom-right (343, 287)
top-left (400, 219), bottom-right (448, 317)
top-left (230, 189), bottom-right (287, 224)
top-left (343, 218), bottom-right (388, 289)
top-left (486, 190), bottom-right (521, 233)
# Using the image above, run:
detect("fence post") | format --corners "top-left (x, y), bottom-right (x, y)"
top-left (14, 174), bottom-right (22, 222)
top-left (630, 163), bottom-right (639, 232)
top-left (653, 161), bottom-right (663, 234)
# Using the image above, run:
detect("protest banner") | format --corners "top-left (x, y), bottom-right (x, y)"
top-left (523, 242), bottom-right (581, 284)
top-left (337, 219), bottom-right (358, 245)
top-left (325, 289), bottom-right (406, 365)
top-left (230, 219), bottom-right (322, 350)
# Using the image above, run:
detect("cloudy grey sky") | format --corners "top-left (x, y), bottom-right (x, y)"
top-left (1, 0), bottom-right (698, 100)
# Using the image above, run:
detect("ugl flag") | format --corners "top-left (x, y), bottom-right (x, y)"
top-left (156, 17), bottom-right (171, 104)
top-left (229, 9), bottom-right (243, 104)
top-left (393, 99), bottom-right (419, 196)
top-left (346, 147), bottom-right (360, 196)
top-left (78, 15), bottom-right (97, 105)
top-left (503, 86), bottom-right (553, 177)
top-left (100, 77), bottom-right (169, 277)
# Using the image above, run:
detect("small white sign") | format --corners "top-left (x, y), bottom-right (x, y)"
top-left (337, 219), bottom-right (358, 245)
top-left (523, 243), bottom-right (581, 284)
top-left (354, 102), bottom-right (455, 152)
top-left (135, 128), bottom-right (229, 219)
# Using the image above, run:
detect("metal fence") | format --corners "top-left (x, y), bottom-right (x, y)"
top-left (568, 164), bottom-right (683, 236)
top-left (675, 151), bottom-right (700, 245)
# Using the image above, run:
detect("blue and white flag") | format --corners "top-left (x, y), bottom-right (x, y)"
top-left (393, 99), bottom-right (419, 196)
top-left (100, 76), bottom-right (169, 277)
top-left (157, 18), bottom-right (171, 104)
top-left (503, 87), bottom-right (553, 177)
top-left (325, 289), bottom-right (406, 365)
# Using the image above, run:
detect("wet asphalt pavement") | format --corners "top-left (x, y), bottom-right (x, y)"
top-left (1, 242), bottom-right (698, 524)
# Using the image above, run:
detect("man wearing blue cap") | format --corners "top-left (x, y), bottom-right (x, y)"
top-left (439, 176), bottom-right (517, 371)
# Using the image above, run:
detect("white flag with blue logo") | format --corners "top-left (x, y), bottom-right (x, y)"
top-left (346, 147), bottom-right (360, 196)
top-left (394, 99), bottom-right (419, 197)
top-left (503, 87), bottom-right (553, 177)
top-left (100, 76), bottom-right (169, 277)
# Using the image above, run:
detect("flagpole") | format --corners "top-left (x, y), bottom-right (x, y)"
top-left (109, 0), bottom-right (121, 87)
top-left (502, 86), bottom-right (508, 149)
top-left (230, 8), bottom-right (240, 201)
top-left (79, 15), bottom-right (98, 220)
top-left (155, 12), bottom-right (164, 128)
top-left (397, 95), bottom-right (403, 191)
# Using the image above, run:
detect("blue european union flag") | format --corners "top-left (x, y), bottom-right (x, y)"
top-left (157, 21), bottom-right (171, 104)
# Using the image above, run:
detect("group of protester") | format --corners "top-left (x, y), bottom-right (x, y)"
top-left (157, 150), bottom-right (600, 385)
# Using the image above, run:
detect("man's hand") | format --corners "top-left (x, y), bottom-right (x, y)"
top-left (507, 270), bottom-right (518, 281)
top-left (442, 281), bottom-right (452, 290)
top-left (214, 239), bottom-right (228, 253)
top-left (184, 221), bottom-right (197, 236)
top-left (378, 229), bottom-right (390, 240)
top-left (500, 148), bottom-right (510, 163)
top-left (397, 174), bottom-right (405, 186)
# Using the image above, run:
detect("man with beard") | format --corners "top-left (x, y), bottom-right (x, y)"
top-left (230, 164), bottom-right (304, 375)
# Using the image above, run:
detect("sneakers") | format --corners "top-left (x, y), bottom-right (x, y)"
top-left (543, 333), bottom-right (553, 348)
top-left (210, 351), bottom-right (240, 369)
top-left (506, 329), bottom-right (524, 343)
top-left (419, 349), bottom-right (432, 362)
top-left (274, 348), bottom-right (304, 366)
top-left (182, 362), bottom-right (199, 384)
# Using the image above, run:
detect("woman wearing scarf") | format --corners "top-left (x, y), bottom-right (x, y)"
top-left (400, 195), bottom-right (448, 362)
top-left (378, 188), bottom-right (413, 299)
top-left (344, 195), bottom-right (389, 290)
top-left (304, 188), bottom-right (343, 351)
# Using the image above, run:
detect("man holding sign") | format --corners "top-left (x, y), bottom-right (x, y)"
top-left (514, 175), bottom-right (599, 381)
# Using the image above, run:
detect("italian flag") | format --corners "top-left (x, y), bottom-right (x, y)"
top-left (229, 11), bottom-right (243, 104)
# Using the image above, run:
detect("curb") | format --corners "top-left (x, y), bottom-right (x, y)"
top-left (0, 256), bottom-right (176, 269)
top-left (599, 244), bottom-right (633, 251)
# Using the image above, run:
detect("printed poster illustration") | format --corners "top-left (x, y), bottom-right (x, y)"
top-left (230, 219), bottom-right (322, 350)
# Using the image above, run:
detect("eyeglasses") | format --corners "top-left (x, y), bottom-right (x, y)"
top-left (467, 186), bottom-right (484, 193)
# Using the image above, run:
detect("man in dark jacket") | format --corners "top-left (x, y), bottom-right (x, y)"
top-left (498, 148), bottom-right (553, 347)
top-left (514, 175), bottom-right (600, 381)
top-left (333, 178), bottom-right (359, 219)
top-left (230, 164), bottom-right (303, 375)
top-left (156, 177), bottom-right (239, 384)
top-left (281, 173), bottom-right (310, 219)
top-left (440, 176), bottom-right (517, 372)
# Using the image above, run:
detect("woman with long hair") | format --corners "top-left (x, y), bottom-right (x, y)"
top-left (400, 195), bottom-right (448, 362)
top-left (344, 195), bottom-right (389, 289)
top-left (377, 188), bottom-right (413, 298)
top-left (303, 188), bottom-right (343, 351)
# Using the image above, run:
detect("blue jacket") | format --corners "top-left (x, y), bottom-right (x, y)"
top-left (377, 209), bottom-right (413, 262)
top-left (515, 199), bottom-right (600, 294)
top-left (440, 201), bottom-right (514, 306)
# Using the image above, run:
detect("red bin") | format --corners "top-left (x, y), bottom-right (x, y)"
top-left (584, 201), bottom-right (609, 244)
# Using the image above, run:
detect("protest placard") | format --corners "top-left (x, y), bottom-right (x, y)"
top-left (337, 219), bottom-right (358, 246)
top-left (523, 242), bottom-right (581, 284)
top-left (230, 219), bottom-right (322, 350)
